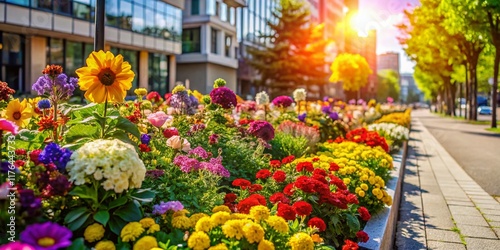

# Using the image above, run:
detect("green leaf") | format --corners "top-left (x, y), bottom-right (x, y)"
top-left (114, 201), bottom-right (142, 222)
top-left (65, 124), bottom-right (99, 142)
top-left (69, 185), bottom-right (97, 202)
top-left (93, 210), bottom-right (110, 226)
top-left (67, 237), bottom-right (86, 250)
top-left (107, 130), bottom-right (136, 147)
top-left (67, 211), bottom-right (91, 231)
top-left (129, 188), bottom-right (156, 203)
top-left (109, 216), bottom-right (127, 235)
top-left (64, 207), bottom-right (89, 224)
top-left (115, 116), bottom-right (141, 139)
top-left (346, 213), bottom-right (361, 233)
top-left (108, 196), bottom-right (128, 209)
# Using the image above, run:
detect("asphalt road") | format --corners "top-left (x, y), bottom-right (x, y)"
top-left (414, 109), bottom-right (500, 197)
top-left (454, 107), bottom-right (500, 121)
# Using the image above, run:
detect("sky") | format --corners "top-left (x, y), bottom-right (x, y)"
top-left (358, 0), bottom-right (421, 74)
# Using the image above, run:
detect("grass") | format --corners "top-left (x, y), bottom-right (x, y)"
top-left (486, 127), bottom-right (500, 134)
top-left (451, 219), bottom-right (467, 246)
top-left (436, 112), bottom-right (493, 125)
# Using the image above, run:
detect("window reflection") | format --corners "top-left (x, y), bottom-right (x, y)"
top-left (182, 28), bottom-right (201, 53)
top-left (133, 5), bottom-right (144, 32)
top-left (120, 0), bottom-right (133, 30)
top-left (148, 53), bottom-right (169, 95)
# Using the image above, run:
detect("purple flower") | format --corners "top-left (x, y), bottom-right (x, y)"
top-left (152, 201), bottom-right (184, 215)
top-left (323, 96), bottom-right (330, 102)
top-left (44, 175), bottom-right (72, 197)
top-left (173, 155), bottom-right (201, 173)
top-left (209, 134), bottom-right (219, 145)
top-left (141, 134), bottom-right (151, 145)
top-left (298, 113), bottom-right (307, 122)
top-left (37, 99), bottom-right (51, 110)
top-left (247, 120), bottom-right (275, 141)
top-left (189, 124), bottom-right (206, 134)
top-left (321, 106), bottom-right (331, 114)
top-left (18, 189), bottom-right (42, 216)
top-left (200, 156), bottom-right (230, 178)
top-left (348, 99), bottom-right (356, 105)
top-left (170, 91), bottom-right (198, 115)
top-left (189, 146), bottom-right (210, 159)
top-left (357, 99), bottom-right (365, 105)
top-left (146, 169), bottom-right (165, 179)
top-left (210, 87), bottom-right (237, 109)
top-left (1, 161), bottom-right (18, 174)
top-left (38, 143), bottom-right (72, 172)
top-left (20, 222), bottom-right (72, 250)
top-left (329, 111), bottom-right (339, 120)
top-left (272, 96), bottom-right (293, 108)
top-left (0, 241), bottom-right (35, 250)
top-left (32, 74), bottom-right (78, 101)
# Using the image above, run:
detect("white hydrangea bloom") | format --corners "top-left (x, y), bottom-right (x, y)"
top-left (255, 91), bottom-right (270, 105)
top-left (293, 88), bottom-right (307, 102)
top-left (367, 123), bottom-right (410, 142)
top-left (66, 139), bottom-right (146, 193)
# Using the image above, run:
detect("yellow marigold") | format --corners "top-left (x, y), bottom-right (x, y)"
top-left (190, 213), bottom-right (209, 227)
top-left (147, 224), bottom-right (160, 234)
top-left (195, 217), bottom-right (214, 232)
top-left (230, 213), bottom-right (250, 220)
top-left (121, 222), bottom-right (145, 242)
top-left (208, 243), bottom-right (229, 250)
top-left (249, 205), bottom-right (270, 222)
top-left (288, 233), bottom-right (314, 250)
top-left (95, 240), bottom-right (116, 250)
top-left (134, 88), bottom-right (147, 96)
top-left (212, 205), bottom-right (232, 213)
top-left (211, 211), bottom-right (231, 226)
top-left (139, 218), bottom-right (156, 228)
top-left (84, 223), bottom-right (105, 243)
top-left (343, 178), bottom-right (351, 185)
top-left (265, 216), bottom-right (289, 234)
top-left (358, 190), bottom-right (366, 197)
top-left (360, 184), bottom-right (369, 191)
top-left (172, 216), bottom-right (192, 230)
top-left (172, 85), bottom-right (186, 94)
top-left (173, 209), bottom-right (190, 217)
top-left (222, 220), bottom-right (245, 240)
top-left (242, 222), bottom-right (265, 243)
top-left (372, 188), bottom-right (381, 196)
top-left (187, 231), bottom-right (211, 250)
top-left (368, 177), bottom-right (376, 185)
top-left (133, 236), bottom-right (158, 250)
top-left (258, 239), bottom-right (275, 250)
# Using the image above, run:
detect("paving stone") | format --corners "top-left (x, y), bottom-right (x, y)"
top-left (464, 237), bottom-right (500, 249)
top-left (453, 215), bottom-right (489, 227)
top-left (446, 200), bottom-right (475, 207)
top-left (485, 215), bottom-right (500, 222)
top-left (458, 225), bottom-right (498, 239)
top-left (427, 241), bottom-right (466, 250)
top-left (448, 205), bottom-right (481, 216)
top-left (489, 221), bottom-right (500, 228)
top-left (426, 229), bottom-right (462, 243)
top-left (481, 209), bottom-right (500, 216)
top-left (475, 204), bottom-right (500, 210)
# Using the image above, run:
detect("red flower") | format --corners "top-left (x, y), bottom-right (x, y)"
top-left (312, 173), bottom-right (328, 185)
top-left (29, 149), bottom-right (42, 165)
top-left (292, 201), bottom-right (313, 216)
top-left (277, 203), bottom-right (296, 221)
top-left (346, 193), bottom-right (359, 204)
top-left (163, 128), bottom-right (179, 138)
top-left (329, 175), bottom-right (347, 190)
top-left (312, 157), bottom-right (320, 162)
top-left (269, 160), bottom-right (281, 168)
top-left (283, 183), bottom-right (295, 196)
top-left (313, 168), bottom-right (327, 176)
top-left (247, 194), bottom-right (266, 206)
top-left (269, 192), bottom-right (290, 204)
top-left (313, 180), bottom-right (331, 196)
top-left (256, 169), bottom-right (271, 179)
top-left (358, 207), bottom-right (371, 221)
top-left (295, 176), bottom-right (315, 193)
top-left (146, 91), bottom-right (162, 103)
top-left (356, 231), bottom-right (369, 243)
top-left (232, 179), bottom-right (252, 189)
top-left (139, 144), bottom-right (151, 152)
top-left (224, 193), bottom-right (237, 203)
top-left (236, 197), bottom-right (260, 214)
top-left (272, 170), bottom-right (286, 183)
top-left (15, 149), bottom-right (27, 156)
top-left (281, 155), bottom-right (295, 164)
top-left (239, 118), bottom-right (253, 125)
top-left (296, 162), bottom-right (314, 172)
top-left (249, 184), bottom-right (263, 193)
top-left (14, 160), bottom-right (25, 167)
top-left (329, 162), bottom-right (340, 171)
top-left (308, 217), bottom-right (326, 232)
top-left (342, 239), bottom-right (359, 250)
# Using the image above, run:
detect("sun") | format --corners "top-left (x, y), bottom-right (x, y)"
top-left (349, 11), bottom-right (375, 37)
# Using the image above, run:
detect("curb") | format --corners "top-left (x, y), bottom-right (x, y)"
top-left (359, 141), bottom-right (408, 249)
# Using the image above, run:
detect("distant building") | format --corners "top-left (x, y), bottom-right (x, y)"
top-left (400, 73), bottom-right (423, 103)
top-left (377, 52), bottom-right (400, 74)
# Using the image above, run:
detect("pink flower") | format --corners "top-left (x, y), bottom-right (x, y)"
top-left (147, 111), bottom-right (171, 127)
top-left (0, 241), bottom-right (35, 250)
top-left (166, 136), bottom-right (191, 152)
top-left (0, 181), bottom-right (12, 199)
top-left (0, 118), bottom-right (18, 135)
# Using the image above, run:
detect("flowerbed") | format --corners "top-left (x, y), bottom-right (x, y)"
top-left (0, 51), bottom-right (410, 250)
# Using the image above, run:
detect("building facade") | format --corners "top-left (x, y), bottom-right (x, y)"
top-left (0, 0), bottom-right (184, 95)
top-left (400, 72), bottom-right (423, 103)
top-left (177, 0), bottom-right (244, 94)
top-left (377, 52), bottom-right (399, 73)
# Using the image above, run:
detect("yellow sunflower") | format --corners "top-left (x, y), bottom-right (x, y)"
top-left (76, 50), bottom-right (135, 103)
top-left (4, 99), bottom-right (32, 127)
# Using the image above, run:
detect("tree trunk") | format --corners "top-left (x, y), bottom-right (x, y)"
top-left (492, 46), bottom-right (499, 128)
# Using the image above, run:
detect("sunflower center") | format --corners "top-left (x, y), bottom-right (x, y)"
top-left (13, 111), bottom-right (21, 120)
top-left (37, 237), bottom-right (55, 247)
top-left (98, 68), bottom-right (116, 86)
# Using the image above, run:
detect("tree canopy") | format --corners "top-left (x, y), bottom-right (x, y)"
top-left (376, 70), bottom-right (400, 102)
top-left (329, 53), bottom-right (372, 93)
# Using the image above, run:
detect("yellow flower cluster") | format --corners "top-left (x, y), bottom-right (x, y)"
top-left (375, 109), bottom-right (411, 127)
top-left (84, 223), bottom-right (105, 243)
top-left (120, 218), bottom-right (161, 247)
top-left (288, 232), bottom-right (314, 250)
top-left (188, 231), bottom-right (211, 250)
top-left (320, 141), bottom-right (393, 171)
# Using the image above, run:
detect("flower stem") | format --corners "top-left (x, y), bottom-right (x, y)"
top-left (101, 96), bottom-right (108, 138)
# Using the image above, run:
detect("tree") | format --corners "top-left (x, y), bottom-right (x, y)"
top-left (329, 53), bottom-right (372, 99)
top-left (247, 0), bottom-right (329, 97)
top-left (376, 70), bottom-right (400, 102)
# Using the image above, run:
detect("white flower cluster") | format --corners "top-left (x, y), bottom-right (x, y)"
top-left (293, 88), bottom-right (307, 102)
top-left (368, 123), bottom-right (410, 142)
top-left (255, 91), bottom-right (269, 105)
top-left (66, 139), bottom-right (146, 193)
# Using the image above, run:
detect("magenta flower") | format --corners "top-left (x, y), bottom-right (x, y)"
top-left (0, 118), bottom-right (18, 135)
top-left (210, 87), bottom-right (237, 109)
top-left (247, 120), bottom-right (275, 141)
top-left (387, 97), bottom-right (394, 103)
top-left (19, 222), bottom-right (72, 250)
top-left (272, 96), bottom-right (293, 108)
top-left (147, 111), bottom-right (172, 127)
top-left (0, 241), bottom-right (35, 250)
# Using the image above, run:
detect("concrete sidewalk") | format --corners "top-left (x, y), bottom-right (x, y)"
top-left (395, 117), bottom-right (500, 249)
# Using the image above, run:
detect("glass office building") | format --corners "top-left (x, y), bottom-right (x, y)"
top-left (0, 0), bottom-right (183, 95)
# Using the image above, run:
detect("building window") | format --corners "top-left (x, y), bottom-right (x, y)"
top-left (182, 28), bottom-right (201, 53)
top-left (48, 38), bottom-right (64, 66)
top-left (148, 53), bottom-right (169, 94)
top-left (6, 0), bottom-right (29, 6)
top-left (191, 0), bottom-right (199, 15)
top-left (211, 28), bottom-right (219, 54)
top-left (73, 0), bottom-right (92, 20)
top-left (65, 41), bottom-right (83, 77)
top-left (221, 3), bottom-right (227, 22)
top-left (106, 0), bottom-right (119, 26)
top-left (133, 5), bottom-right (145, 32)
top-left (1, 32), bottom-right (25, 93)
top-left (32, 0), bottom-right (53, 10)
top-left (54, 0), bottom-right (71, 14)
top-left (215, 1), bottom-right (220, 17)
top-left (225, 35), bottom-right (231, 57)
top-left (119, 0), bottom-right (133, 30)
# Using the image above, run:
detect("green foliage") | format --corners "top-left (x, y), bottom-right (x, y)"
top-left (330, 53), bottom-right (372, 92)
top-left (376, 69), bottom-right (400, 102)
top-left (266, 132), bottom-right (309, 159)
